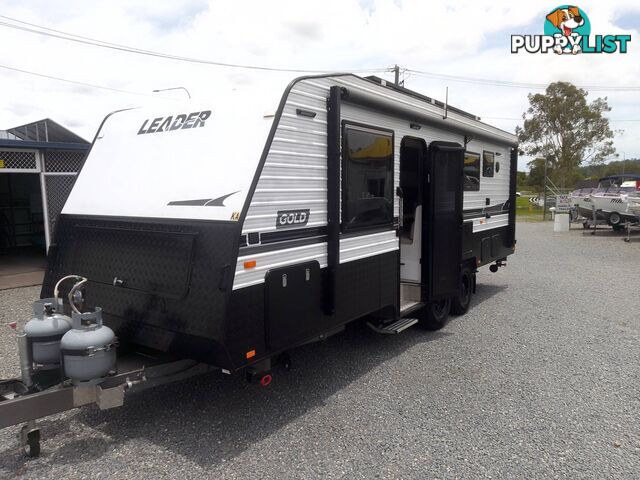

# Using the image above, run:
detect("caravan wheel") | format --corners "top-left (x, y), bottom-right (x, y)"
top-left (419, 298), bottom-right (451, 330)
top-left (451, 268), bottom-right (472, 315)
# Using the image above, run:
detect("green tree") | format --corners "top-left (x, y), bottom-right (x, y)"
top-left (516, 171), bottom-right (528, 190)
top-left (516, 82), bottom-right (617, 188)
top-left (526, 157), bottom-right (549, 192)
top-left (578, 158), bottom-right (640, 179)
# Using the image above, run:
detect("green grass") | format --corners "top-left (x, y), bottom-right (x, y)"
top-left (516, 196), bottom-right (546, 222)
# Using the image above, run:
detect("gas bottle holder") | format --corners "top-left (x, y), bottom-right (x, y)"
top-left (61, 340), bottom-right (119, 357)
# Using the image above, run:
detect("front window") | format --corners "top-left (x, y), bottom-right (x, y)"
top-left (342, 125), bottom-right (394, 230)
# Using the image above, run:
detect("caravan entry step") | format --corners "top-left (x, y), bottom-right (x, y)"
top-left (367, 317), bottom-right (419, 335)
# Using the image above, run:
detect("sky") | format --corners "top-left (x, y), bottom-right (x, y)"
top-left (0, 0), bottom-right (639, 171)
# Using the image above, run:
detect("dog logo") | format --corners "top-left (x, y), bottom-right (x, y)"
top-left (512, 6), bottom-right (630, 55)
top-left (546, 6), bottom-right (585, 37)
top-left (544, 5), bottom-right (588, 54)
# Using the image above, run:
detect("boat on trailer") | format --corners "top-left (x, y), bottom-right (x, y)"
top-left (572, 175), bottom-right (640, 229)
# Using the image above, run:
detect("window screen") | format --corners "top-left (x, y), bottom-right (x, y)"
top-left (343, 126), bottom-right (394, 230)
top-left (463, 152), bottom-right (480, 191)
top-left (482, 151), bottom-right (495, 177)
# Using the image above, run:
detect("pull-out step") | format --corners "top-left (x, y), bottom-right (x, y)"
top-left (367, 317), bottom-right (419, 335)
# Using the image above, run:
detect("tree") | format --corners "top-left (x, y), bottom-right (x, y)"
top-left (526, 157), bottom-right (549, 192)
top-left (579, 158), bottom-right (640, 179)
top-left (516, 82), bottom-right (617, 188)
top-left (516, 171), bottom-right (528, 190)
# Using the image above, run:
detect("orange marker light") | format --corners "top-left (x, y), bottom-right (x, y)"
top-left (246, 349), bottom-right (256, 359)
top-left (244, 260), bottom-right (257, 269)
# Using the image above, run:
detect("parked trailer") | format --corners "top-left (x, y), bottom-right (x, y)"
top-left (0, 74), bottom-right (517, 455)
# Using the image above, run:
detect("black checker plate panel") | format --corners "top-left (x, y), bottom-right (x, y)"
top-left (41, 215), bottom-right (242, 362)
top-left (72, 226), bottom-right (196, 298)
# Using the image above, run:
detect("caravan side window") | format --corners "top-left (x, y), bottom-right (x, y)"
top-left (463, 152), bottom-right (480, 191)
top-left (342, 124), bottom-right (394, 231)
top-left (482, 151), bottom-right (495, 177)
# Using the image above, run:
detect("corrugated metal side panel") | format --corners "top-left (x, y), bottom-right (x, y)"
top-left (232, 231), bottom-right (399, 290)
top-left (234, 242), bottom-right (328, 290)
top-left (472, 213), bottom-right (509, 233)
top-left (340, 231), bottom-right (398, 263)
top-left (235, 75), bottom-right (514, 290)
top-left (242, 78), bottom-right (331, 234)
top-left (332, 76), bottom-right (517, 145)
top-left (464, 139), bottom-right (511, 211)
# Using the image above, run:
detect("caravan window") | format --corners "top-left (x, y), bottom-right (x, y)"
top-left (342, 124), bottom-right (394, 230)
top-left (482, 151), bottom-right (495, 177)
top-left (463, 152), bottom-right (480, 191)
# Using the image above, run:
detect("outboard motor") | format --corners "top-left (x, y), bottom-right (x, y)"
top-left (23, 298), bottom-right (72, 368)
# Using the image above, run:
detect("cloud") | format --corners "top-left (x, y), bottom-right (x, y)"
top-left (282, 20), bottom-right (324, 41)
top-left (0, 0), bottom-right (638, 171)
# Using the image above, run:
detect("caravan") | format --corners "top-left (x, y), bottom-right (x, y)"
top-left (1, 74), bottom-right (517, 452)
top-left (48, 73), bottom-right (517, 371)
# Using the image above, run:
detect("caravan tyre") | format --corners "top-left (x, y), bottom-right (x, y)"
top-left (451, 268), bottom-right (472, 315)
top-left (419, 298), bottom-right (451, 330)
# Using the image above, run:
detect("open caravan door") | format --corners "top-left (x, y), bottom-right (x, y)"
top-left (423, 141), bottom-right (464, 302)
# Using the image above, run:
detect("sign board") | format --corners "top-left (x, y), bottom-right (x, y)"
top-left (0, 159), bottom-right (5, 168)
top-left (555, 194), bottom-right (571, 213)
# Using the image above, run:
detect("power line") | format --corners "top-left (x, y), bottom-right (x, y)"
top-left (406, 68), bottom-right (640, 92)
top-left (0, 62), bottom-right (171, 98)
top-left (0, 15), bottom-right (390, 74)
top-left (2, 14), bottom-right (639, 91)
top-left (482, 115), bottom-right (640, 123)
top-left (4, 61), bottom-right (640, 124)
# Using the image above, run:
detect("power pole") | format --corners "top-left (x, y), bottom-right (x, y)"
top-left (394, 64), bottom-right (400, 86)
top-left (542, 157), bottom-right (548, 221)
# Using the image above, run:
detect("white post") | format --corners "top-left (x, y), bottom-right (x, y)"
top-left (38, 151), bottom-right (51, 251)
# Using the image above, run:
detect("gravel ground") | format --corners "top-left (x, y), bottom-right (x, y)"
top-left (1, 222), bottom-right (639, 479)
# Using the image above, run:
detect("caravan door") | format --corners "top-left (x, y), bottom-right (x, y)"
top-left (399, 137), bottom-right (426, 284)
top-left (422, 141), bottom-right (464, 302)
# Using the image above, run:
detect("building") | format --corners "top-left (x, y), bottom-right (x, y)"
top-left (0, 119), bottom-right (90, 278)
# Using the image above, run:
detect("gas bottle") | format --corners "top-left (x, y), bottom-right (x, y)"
top-left (60, 307), bottom-right (117, 385)
top-left (24, 298), bottom-right (72, 367)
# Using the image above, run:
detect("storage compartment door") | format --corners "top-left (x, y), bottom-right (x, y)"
top-left (265, 261), bottom-right (321, 351)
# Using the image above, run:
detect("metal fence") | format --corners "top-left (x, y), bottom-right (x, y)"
top-left (0, 148), bottom-right (85, 250)
top-left (41, 150), bottom-right (85, 247)
top-left (0, 149), bottom-right (38, 170)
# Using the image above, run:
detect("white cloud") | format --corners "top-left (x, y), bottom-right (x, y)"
top-left (0, 0), bottom-right (639, 171)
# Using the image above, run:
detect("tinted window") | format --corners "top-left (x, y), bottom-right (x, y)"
top-left (343, 126), bottom-right (394, 230)
top-left (482, 151), bottom-right (495, 177)
top-left (463, 152), bottom-right (480, 191)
